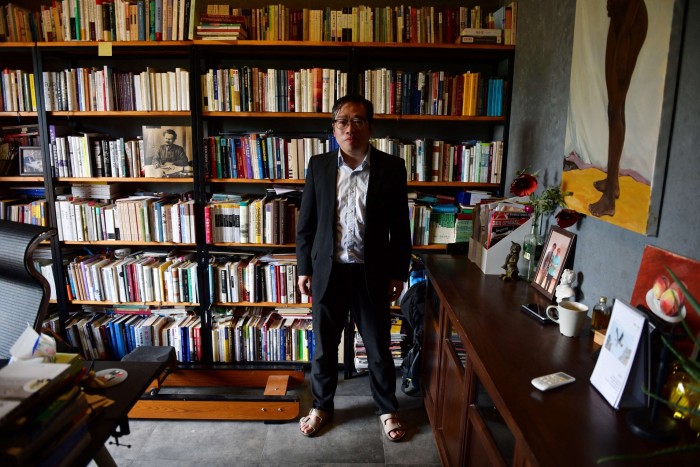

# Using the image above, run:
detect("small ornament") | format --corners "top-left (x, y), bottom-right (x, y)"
top-left (555, 269), bottom-right (576, 302)
top-left (501, 242), bottom-right (521, 281)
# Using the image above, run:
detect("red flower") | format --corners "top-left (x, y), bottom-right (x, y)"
top-left (556, 209), bottom-right (583, 228)
top-left (510, 173), bottom-right (538, 197)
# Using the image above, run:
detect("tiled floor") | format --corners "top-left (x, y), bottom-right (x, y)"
top-left (91, 370), bottom-right (441, 466)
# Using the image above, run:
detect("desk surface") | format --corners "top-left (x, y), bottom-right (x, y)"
top-left (78, 360), bottom-right (167, 466)
top-left (423, 255), bottom-right (696, 467)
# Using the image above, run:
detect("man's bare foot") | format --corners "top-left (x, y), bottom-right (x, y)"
top-left (589, 194), bottom-right (616, 217)
top-left (593, 179), bottom-right (620, 198)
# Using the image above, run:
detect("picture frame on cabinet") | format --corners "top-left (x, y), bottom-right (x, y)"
top-left (19, 146), bottom-right (43, 176)
top-left (141, 126), bottom-right (193, 178)
top-left (531, 226), bottom-right (576, 300)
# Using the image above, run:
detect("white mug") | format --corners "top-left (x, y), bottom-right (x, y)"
top-left (546, 301), bottom-right (588, 337)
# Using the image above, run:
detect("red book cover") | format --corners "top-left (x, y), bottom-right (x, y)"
top-left (208, 137), bottom-right (218, 178)
top-left (409, 7), bottom-right (418, 43)
top-left (278, 265), bottom-right (286, 303)
top-left (204, 205), bottom-right (211, 243)
top-left (127, 261), bottom-right (138, 302)
top-left (453, 74), bottom-right (464, 116)
top-left (287, 69), bottom-right (295, 112)
top-left (234, 137), bottom-right (246, 179)
top-left (312, 68), bottom-right (323, 112)
top-left (193, 321), bottom-right (203, 362)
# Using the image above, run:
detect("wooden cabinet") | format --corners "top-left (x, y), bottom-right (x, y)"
top-left (421, 255), bottom-right (696, 467)
top-left (437, 315), bottom-right (469, 466)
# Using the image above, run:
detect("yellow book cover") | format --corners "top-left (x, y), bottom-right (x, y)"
top-left (29, 74), bottom-right (36, 111)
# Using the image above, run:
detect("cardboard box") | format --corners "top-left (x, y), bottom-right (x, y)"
top-left (468, 218), bottom-right (533, 275)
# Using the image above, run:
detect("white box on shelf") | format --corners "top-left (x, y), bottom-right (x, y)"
top-left (468, 218), bottom-right (533, 275)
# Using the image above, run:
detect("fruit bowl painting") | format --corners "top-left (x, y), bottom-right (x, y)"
top-left (630, 245), bottom-right (700, 355)
top-left (645, 288), bottom-right (686, 323)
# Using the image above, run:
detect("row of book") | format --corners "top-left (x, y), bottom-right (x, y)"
top-left (43, 130), bottom-right (501, 185)
top-left (208, 253), bottom-right (309, 305)
top-left (60, 248), bottom-right (315, 306)
top-left (12, 0), bottom-right (198, 42)
top-left (205, 133), bottom-right (335, 180)
top-left (408, 202), bottom-right (461, 246)
top-left (372, 137), bottom-right (504, 184)
top-left (62, 307), bottom-right (201, 362)
top-left (206, 194), bottom-right (299, 245)
top-left (51, 188), bottom-right (478, 248)
top-left (1, 2), bottom-right (516, 45)
top-left (227, 4), bottom-right (508, 45)
top-left (53, 305), bottom-right (314, 364)
top-left (206, 132), bottom-right (502, 184)
top-left (49, 132), bottom-right (144, 179)
top-left (54, 192), bottom-right (196, 243)
top-left (64, 251), bottom-right (199, 304)
top-left (1, 198), bottom-right (48, 227)
top-left (361, 69), bottom-right (506, 117)
top-left (42, 67), bottom-right (190, 112)
top-left (43, 126), bottom-right (501, 184)
top-left (354, 316), bottom-right (404, 371)
top-left (201, 67), bottom-right (348, 113)
top-left (211, 306), bottom-right (313, 363)
top-left (1, 69), bottom-right (36, 113)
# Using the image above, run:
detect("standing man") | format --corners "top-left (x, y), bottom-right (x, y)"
top-left (296, 95), bottom-right (412, 442)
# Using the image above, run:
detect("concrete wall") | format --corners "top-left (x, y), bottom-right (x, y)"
top-left (507, 0), bottom-right (700, 304)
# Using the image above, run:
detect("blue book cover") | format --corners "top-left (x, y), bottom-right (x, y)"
top-left (279, 327), bottom-right (286, 361)
top-left (228, 138), bottom-right (238, 179)
top-left (232, 137), bottom-right (242, 179)
top-left (137, 1), bottom-right (146, 41)
top-left (181, 326), bottom-right (190, 362)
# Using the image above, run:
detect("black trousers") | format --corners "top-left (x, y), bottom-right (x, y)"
top-left (310, 263), bottom-right (398, 415)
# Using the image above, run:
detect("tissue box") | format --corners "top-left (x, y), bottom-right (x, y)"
top-left (468, 218), bottom-right (533, 275)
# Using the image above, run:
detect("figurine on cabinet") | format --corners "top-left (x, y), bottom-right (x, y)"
top-left (555, 269), bottom-right (576, 302)
top-left (501, 242), bottom-right (521, 281)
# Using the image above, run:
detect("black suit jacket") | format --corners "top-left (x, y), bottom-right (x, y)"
top-left (296, 146), bottom-right (412, 305)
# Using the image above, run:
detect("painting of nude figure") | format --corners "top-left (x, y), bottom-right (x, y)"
top-left (562, 0), bottom-right (685, 235)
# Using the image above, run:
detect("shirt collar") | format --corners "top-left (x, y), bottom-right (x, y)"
top-left (337, 147), bottom-right (371, 169)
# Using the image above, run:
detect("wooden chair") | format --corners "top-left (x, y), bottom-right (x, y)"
top-left (0, 220), bottom-right (57, 359)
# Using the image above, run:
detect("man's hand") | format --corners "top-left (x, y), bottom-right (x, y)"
top-left (388, 279), bottom-right (404, 303)
top-left (298, 275), bottom-right (312, 297)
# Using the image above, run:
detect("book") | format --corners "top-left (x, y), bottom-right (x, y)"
top-left (590, 300), bottom-right (650, 409)
top-left (0, 362), bottom-right (73, 422)
top-left (460, 34), bottom-right (502, 44)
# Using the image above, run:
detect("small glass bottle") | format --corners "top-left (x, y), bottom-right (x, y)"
top-left (591, 296), bottom-right (611, 332)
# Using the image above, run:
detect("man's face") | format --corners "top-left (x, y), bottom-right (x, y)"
top-left (332, 102), bottom-right (372, 155)
top-left (164, 133), bottom-right (176, 146)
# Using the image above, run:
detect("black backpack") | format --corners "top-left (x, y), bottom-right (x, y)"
top-left (400, 280), bottom-right (426, 396)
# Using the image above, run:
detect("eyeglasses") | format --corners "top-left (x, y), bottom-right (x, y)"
top-left (332, 118), bottom-right (366, 130)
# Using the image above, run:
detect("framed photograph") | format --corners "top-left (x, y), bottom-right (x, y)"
top-left (19, 146), bottom-right (43, 176)
top-left (531, 226), bottom-right (577, 300)
top-left (141, 125), bottom-right (193, 178)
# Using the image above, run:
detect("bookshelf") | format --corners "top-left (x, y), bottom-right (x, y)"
top-left (2, 2), bottom-right (515, 374)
